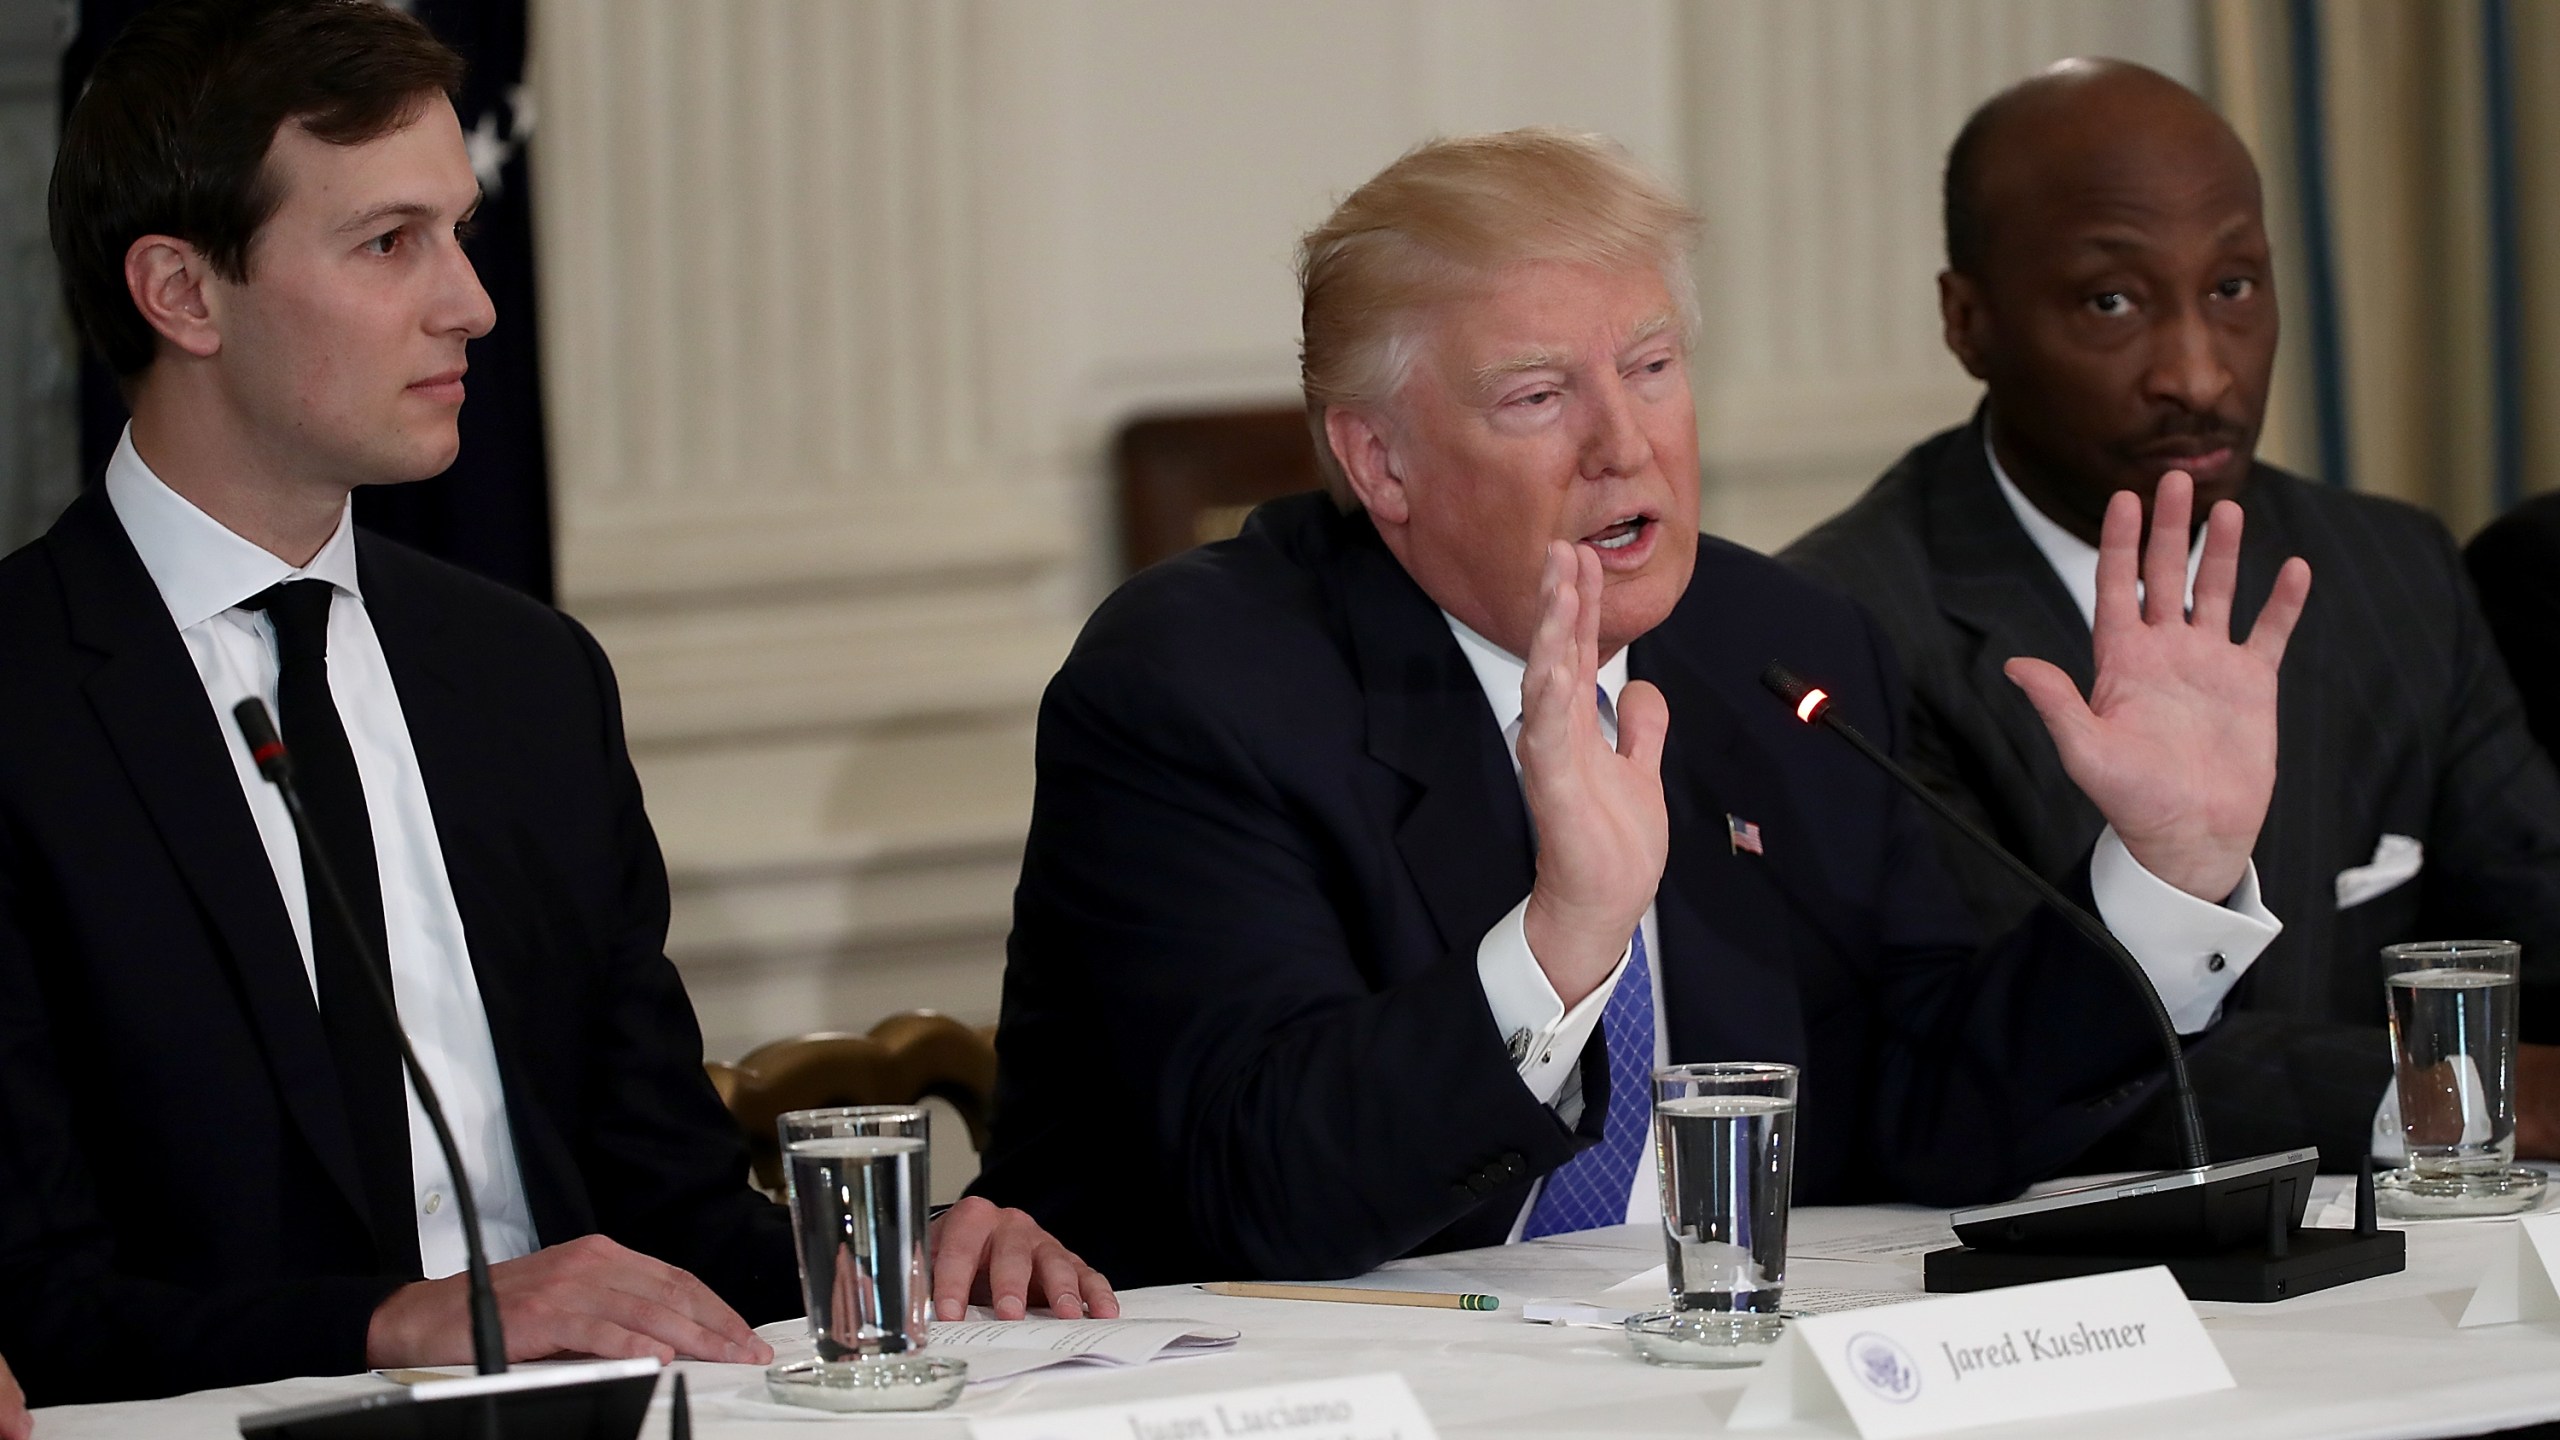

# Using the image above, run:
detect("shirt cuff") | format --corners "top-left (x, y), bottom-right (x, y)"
top-left (2089, 826), bottom-right (2282, 1035)
top-left (1477, 897), bottom-right (1629, 1107)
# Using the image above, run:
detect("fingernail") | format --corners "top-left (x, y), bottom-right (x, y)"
top-left (938, 1299), bottom-right (961, 1321)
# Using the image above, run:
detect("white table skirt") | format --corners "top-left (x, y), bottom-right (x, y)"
top-left (33, 1188), bottom-right (2560, 1440)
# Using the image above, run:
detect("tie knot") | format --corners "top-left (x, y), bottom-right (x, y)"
top-left (246, 579), bottom-right (336, 661)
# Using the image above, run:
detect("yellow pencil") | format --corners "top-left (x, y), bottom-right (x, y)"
top-left (1200, 1281), bottom-right (1499, 1311)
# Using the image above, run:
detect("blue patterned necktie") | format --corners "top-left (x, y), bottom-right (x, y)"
top-left (1521, 683), bottom-right (1657, 1239)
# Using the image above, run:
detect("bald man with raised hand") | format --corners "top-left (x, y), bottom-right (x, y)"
top-left (1785, 60), bottom-right (2560, 1171)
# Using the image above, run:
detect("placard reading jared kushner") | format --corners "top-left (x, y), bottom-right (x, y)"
top-left (1731, 1268), bottom-right (2230, 1438)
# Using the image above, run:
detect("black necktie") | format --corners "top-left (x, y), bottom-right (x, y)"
top-left (246, 579), bottom-right (422, 1277)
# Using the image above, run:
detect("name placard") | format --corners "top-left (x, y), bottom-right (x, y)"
top-left (1728, 1266), bottom-right (2230, 1438)
top-left (971, 1372), bottom-right (1438, 1440)
top-left (2460, 1213), bottom-right (2560, 1327)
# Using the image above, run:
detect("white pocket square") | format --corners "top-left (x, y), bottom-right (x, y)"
top-left (2336, 833), bottom-right (2423, 910)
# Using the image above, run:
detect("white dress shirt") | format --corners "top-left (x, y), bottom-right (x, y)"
top-left (1450, 570), bottom-right (2284, 1239)
top-left (106, 428), bottom-right (537, 1280)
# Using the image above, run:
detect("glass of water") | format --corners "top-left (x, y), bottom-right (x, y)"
top-left (764, 1105), bottom-right (967, 1411)
top-left (2378, 940), bottom-right (2546, 1218)
top-left (1625, 1061), bottom-right (1797, 1368)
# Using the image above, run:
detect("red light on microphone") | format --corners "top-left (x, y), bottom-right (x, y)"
top-left (1795, 688), bottom-right (1829, 724)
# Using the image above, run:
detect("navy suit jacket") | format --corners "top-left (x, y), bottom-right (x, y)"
top-left (0, 492), bottom-right (798, 1404)
top-left (975, 494), bottom-right (2162, 1288)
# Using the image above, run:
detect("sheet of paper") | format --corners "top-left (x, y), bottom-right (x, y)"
top-left (1789, 1219), bottom-right (1958, 1261)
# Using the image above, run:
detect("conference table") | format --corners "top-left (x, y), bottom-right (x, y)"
top-left (39, 1176), bottom-right (2560, 1440)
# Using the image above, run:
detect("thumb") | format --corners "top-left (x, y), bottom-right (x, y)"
top-left (2003, 656), bottom-right (2096, 754)
top-left (1616, 679), bottom-right (1669, 777)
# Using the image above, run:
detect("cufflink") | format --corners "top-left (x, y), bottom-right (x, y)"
top-left (1506, 1027), bottom-right (1534, 1063)
top-left (2208, 953), bottom-right (2228, 973)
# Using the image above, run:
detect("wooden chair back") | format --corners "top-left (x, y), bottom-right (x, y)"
top-left (1115, 406), bottom-right (1324, 574)
top-left (706, 1011), bottom-right (1000, 1196)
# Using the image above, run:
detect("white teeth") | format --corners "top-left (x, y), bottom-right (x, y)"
top-left (1590, 517), bottom-right (1647, 550)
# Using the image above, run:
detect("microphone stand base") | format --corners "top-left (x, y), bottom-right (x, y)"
top-left (1922, 1227), bottom-right (2406, 1304)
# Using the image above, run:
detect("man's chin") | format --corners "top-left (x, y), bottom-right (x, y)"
top-left (1598, 571), bottom-right (1688, 656)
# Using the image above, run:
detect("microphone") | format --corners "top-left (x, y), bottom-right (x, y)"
top-left (232, 700), bottom-right (661, 1440)
top-left (234, 698), bottom-right (507, 1376)
top-left (1759, 662), bottom-right (2207, 1168)
top-left (1757, 663), bottom-right (2400, 1302)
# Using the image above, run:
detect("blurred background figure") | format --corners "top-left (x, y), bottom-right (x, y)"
top-left (2, 3), bottom-right (2555, 1156)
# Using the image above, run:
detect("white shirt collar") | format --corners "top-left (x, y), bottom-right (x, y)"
top-left (1443, 611), bottom-right (1631, 739)
top-left (104, 425), bottom-right (363, 631)
top-left (1983, 426), bottom-right (2200, 631)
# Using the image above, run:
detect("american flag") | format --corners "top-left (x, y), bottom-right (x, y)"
top-left (1727, 814), bottom-right (1764, 855)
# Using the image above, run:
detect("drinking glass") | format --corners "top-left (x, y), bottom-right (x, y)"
top-left (1625, 1061), bottom-right (1797, 1368)
top-left (764, 1106), bottom-right (966, 1411)
top-left (2377, 941), bottom-right (2546, 1218)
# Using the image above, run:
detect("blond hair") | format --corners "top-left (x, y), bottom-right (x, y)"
top-left (1297, 129), bottom-right (1702, 504)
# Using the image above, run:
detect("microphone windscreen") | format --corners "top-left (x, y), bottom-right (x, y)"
top-left (1760, 662), bottom-right (1812, 706)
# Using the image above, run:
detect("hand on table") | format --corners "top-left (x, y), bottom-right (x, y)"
top-left (1518, 541), bottom-right (1670, 1006)
top-left (366, 1233), bottom-right (771, 1368)
top-left (2004, 471), bottom-right (2310, 903)
top-left (931, 1196), bottom-right (1118, 1321)
top-left (0, 1353), bottom-right (28, 1440)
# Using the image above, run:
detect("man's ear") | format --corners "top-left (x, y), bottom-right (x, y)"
top-left (1938, 269), bottom-right (1998, 383)
top-left (1324, 406), bottom-right (1412, 526)
top-left (125, 235), bottom-right (223, 361)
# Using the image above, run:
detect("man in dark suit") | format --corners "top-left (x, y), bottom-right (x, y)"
top-left (2467, 493), bottom-right (2560, 764)
top-left (1784, 60), bottom-right (2560, 1171)
top-left (1, 0), bottom-right (1104, 1405)
top-left (976, 129), bottom-right (2309, 1288)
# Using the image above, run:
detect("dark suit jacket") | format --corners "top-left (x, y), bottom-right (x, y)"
top-left (1784, 417), bottom-right (2560, 1169)
top-left (0, 492), bottom-right (798, 1404)
top-left (2467, 491), bottom-right (2560, 764)
top-left (974, 493), bottom-right (2164, 1288)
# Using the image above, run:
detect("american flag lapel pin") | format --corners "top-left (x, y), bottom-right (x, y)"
top-left (1727, 814), bottom-right (1764, 855)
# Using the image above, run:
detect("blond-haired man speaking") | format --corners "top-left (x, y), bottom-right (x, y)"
top-left (975, 132), bottom-right (2308, 1286)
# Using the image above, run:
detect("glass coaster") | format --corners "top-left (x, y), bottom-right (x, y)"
top-left (765, 1354), bottom-right (968, 1412)
top-left (2375, 1165), bottom-right (2547, 1219)
top-left (1624, 1309), bottom-right (1785, 1368)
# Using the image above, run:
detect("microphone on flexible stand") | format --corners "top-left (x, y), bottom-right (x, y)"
top-left (229, 699), bottom-right (661, 1440)
top-left (1759, 663), bottom-right (2399, 1303)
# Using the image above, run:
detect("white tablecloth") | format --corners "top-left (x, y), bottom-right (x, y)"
top-left (35, 1185), bottom-right (2560, 1439)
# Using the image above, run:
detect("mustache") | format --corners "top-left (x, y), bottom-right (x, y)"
top-left (2122, 414), bottom-right (2250, 457)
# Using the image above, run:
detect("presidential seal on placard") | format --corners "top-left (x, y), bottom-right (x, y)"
top-left (1845, 1332), bottom-right (1922, 1404)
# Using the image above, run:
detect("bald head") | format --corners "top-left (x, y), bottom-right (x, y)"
top-left (1945, 59), bottom-right (2259, 277)
top-left (1936, 58), bottom-right (2278, 546)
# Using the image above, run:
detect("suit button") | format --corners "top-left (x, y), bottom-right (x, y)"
top-left (1498, 1153), bottom-right (1525, 1178)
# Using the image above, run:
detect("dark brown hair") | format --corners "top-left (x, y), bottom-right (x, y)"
top-left (49, 0), bottom-right (465, 378)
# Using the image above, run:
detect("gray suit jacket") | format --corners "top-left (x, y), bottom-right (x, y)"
top-left (1783, 415), bottom-right (2560, 1169)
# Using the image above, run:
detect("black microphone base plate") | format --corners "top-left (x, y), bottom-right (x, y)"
top-left (1923, 1226), bottom-right (2405, 1303)
top-left (238, 1361), bottom-right (660, 1440)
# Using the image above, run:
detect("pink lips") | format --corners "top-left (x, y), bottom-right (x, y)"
top-left (408, 367), bottom-right (467, 403)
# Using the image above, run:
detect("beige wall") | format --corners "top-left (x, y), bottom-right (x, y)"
top-left (528, 0), bottom-right (2204, 1061)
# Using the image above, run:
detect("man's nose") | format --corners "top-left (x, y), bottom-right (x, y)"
top-left (440, 244), bottom-right (497, 341)
top-left (1581, 375), bottom-right (1654, 478)
top-left (2143, 305), bottom-right (2233, 415)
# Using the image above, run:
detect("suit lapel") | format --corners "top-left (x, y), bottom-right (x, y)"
top-left (1921, 424), bottom-right (2104, 849)
top-left (1632, 630), bottom-right (1802, 1066)
top-left (48, 492), bottom-right (371, 1225)
top-left (358, 540), bottom-right (583, 1244)
top-left (1334, 522), bottom-right (1536, 960)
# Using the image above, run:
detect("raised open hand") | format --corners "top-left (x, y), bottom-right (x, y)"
top-left (2003, 470), bottom-right (2310, 902)
top-left (2007, 471), bottom-right (2314, 896)
top-left (1518, 541), bottom-right (1670, 1005)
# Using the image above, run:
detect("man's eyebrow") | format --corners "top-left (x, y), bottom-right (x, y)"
top-left (1619, 312), bottom-right (1678, 354)
top-left (1472, 346), bottom-right (1569, 390)
top-left (335, 190), bottom-right (483, 235)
